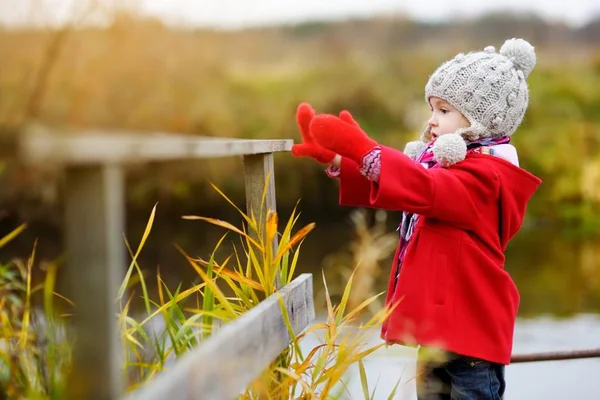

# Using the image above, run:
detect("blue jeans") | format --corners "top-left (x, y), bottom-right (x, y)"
top-left (416, 348), bottom-right (506, 400)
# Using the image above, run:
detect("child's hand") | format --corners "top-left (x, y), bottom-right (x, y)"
top-left (310, 111), bottom-right (379, 164)
top-left (291, 103), bottom-right (337, 165)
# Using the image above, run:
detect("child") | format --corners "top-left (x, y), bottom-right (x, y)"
top-left (292, 38), bottom-right (542, 399)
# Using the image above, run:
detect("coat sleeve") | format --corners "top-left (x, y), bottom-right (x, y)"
top-left (368, 146), bottom-right (499, 229)
top-left (335, 156), bottom-right (376, 208)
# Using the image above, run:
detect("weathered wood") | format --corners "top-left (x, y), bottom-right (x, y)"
top-left (243, 152), bottom-right (280, 288)
top-left (123, 273), bottom-right (315, 400)
top-left (18, 127), bottom-right (293, 164)
top-left (64, 164), bottom-right (125, 400)
top-left (15, 124), bottom-right (300, 399)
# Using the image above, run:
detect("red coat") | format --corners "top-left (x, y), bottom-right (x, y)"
top-left (335, 146), bottom-right (541, 365)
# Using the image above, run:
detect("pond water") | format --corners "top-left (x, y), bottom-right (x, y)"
top-left (301, 313), bottom-right (600, 400)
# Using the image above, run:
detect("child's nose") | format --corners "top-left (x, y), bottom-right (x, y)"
top-left (427, 115), bottom-right (437, 127)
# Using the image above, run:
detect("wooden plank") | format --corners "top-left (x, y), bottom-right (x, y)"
top-left (18, 128), bottom-right (293, 164)
top-left (64, 164), bottom-right (125, 400)
top-left (243, 152), bottom-right (280, 288)
top-left (123, 273), bottom-right (315, 400)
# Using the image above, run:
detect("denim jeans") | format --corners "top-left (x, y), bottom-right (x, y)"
top-left (416, 348), bottom-right (506, 400)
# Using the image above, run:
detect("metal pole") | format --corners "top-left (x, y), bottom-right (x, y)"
top-left (511, 348), bottom-right (600, 364)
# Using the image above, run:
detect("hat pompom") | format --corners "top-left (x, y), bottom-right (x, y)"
top-left (500, 38), bottom-right (536, 78)
top-left (404, 140), bottom-right (427, 160)
top-left (432, 133), bottom-right (467, 167)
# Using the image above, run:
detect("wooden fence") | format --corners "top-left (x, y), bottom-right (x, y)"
top-left (17, 126), bottom-right (315, 400)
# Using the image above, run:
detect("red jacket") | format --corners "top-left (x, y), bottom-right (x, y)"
top-left (335, 146), bottom-right (541, 365)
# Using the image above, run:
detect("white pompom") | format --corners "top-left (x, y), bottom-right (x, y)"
top-left (499, 38), bottom-right (536, 78)
top-left (403, 140), bottom-right (427, 160)
top-left (432, 133), bottom-right (467, 167)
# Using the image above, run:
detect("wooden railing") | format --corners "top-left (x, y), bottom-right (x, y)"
top-left (17, 126), bottom-right (315, 400)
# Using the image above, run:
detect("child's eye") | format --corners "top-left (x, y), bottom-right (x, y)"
top-left (440, 108), bottom-right (449, 114)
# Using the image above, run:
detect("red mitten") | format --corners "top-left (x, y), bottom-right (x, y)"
top-left (309, 113), bottom-right (378, 164)
top-left (339, 110), bottom-right (360, 127)
top-left (291, 103), bottom-right (337, 164)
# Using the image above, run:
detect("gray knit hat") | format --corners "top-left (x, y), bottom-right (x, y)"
top-left (404, 38), bottom-right (536, 167)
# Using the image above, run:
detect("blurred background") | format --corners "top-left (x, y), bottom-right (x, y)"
top-left (1, 0), bottom-right (600, 398)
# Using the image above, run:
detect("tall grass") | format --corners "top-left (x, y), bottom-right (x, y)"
top-left (0, 224), bottom-right (71, 399)
top-left (1, 184), bottom-right (399, 399)
top-left (321, 209), bottom-right (399, 316)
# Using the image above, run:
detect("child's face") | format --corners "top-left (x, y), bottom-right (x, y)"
top-left (427, 97), bottom-right (470, 140)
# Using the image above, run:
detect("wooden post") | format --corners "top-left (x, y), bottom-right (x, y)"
top-left (63, 164), bottom-right (125, 400)
top-left (243, 152), bottom-right (280, 288)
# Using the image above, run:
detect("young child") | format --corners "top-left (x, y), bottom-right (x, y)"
top-left (292, 38), bottom-right (542, 399)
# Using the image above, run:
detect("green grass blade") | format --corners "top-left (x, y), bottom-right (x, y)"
top-left (335, 268), bottom-right (356, 327)
top-left (173, 313), bottom-right (205, 343)
top-left (202, 254), bottom-right (215, 338)
top-left (20, 240), bottom-right (36, 350)
top-left (358, 359), bottom-right (369, 399)
top-left (0, 223), bottom-right (26, 248)
top-left (386, 375), bottom-right (403, 400)
top-left (118, 203), bottom-right (157, 301)
top-left (287, 240), bottom-right (304, 285)
top-left (208, 181), bottom-right (257, 232)
top-left (124, 237), bottom-right (151, 316)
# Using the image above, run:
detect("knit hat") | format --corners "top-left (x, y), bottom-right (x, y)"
top-left (404, 38), bottom-right (536, 167)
